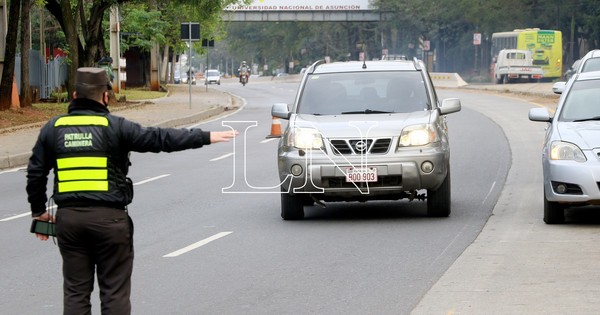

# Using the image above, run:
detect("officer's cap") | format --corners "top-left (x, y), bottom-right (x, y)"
top-left (76, 67), bottom-right (112, 90)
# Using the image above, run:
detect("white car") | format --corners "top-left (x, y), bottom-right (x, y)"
top-left (529, 70), bottom-right (600, 224)
top-left (204, 69), bottom-right (221, 85)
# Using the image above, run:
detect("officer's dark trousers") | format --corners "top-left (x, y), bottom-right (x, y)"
top-left (56, 206), bottom-right (134, 315)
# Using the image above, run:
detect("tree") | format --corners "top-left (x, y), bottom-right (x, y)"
top-left (20, 0), bottom-right (33, 108)
top-left (44, 0), bottom-right (127, 98)
top-left (0, 0), bottom-right (21, 111)
top-left (41, 0), bottom-right (242, 96)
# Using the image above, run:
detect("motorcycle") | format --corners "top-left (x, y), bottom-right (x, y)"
top-left (239, 71), bottom-right (249, 86)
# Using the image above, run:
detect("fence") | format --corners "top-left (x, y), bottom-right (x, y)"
top-left (15, 49), bottom-right (68, 100)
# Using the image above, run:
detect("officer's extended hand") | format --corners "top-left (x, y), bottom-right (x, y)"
top-left (33, 211), bottom-right (55, 241)
top-left (210, 130), bottom-right (239, 143)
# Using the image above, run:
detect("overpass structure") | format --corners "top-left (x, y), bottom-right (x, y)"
top-left (222, 0), bottom-right (389, 22)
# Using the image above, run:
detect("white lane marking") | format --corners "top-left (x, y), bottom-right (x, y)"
top-left (260, 138), bottom-right (277, 144)
top-left (133, 174), bottom-right (171, 186)
top-left (0, 212), bottom-right (30, 222)
top-left (1, 205), bottom-right (56, 222)
top-left (163, 231), bottom-right (233, 258)
top-left (482, 181), bottom-right (497, 206)
top-left (210, 153), bottom-right (234, 162)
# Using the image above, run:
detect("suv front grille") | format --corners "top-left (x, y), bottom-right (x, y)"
top-left (329, 138), bottom-right (392, 155)
top-left (324, 175), bottom-right (402, 188)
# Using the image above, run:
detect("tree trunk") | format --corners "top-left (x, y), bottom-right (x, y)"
top-left (170, 50), bottom-right (177, 84)
top-left (0, 0), bottom-right (21, 111)
top-left (162, 45), bottom-right (169, 82)
top-left (45, 0), bottom-right (79, 100)
top-left (20, 0), bottom-right (32, 107)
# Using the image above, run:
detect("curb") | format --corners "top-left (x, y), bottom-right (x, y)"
top-left (151, 106), bottom-right (226, 128)
top-left (0, 152), bottom-right (31, 170)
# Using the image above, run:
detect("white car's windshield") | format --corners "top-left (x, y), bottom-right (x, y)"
top-left (297, 72), bottom-right (429, 115)
top-left (559, 79), bottom-right (600, 121)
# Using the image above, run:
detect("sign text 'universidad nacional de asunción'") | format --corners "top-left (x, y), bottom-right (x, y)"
top-left (225, 0), bottom-right (373, 11)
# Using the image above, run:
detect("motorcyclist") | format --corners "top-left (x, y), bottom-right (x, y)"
top-left (238, 61), bottom-right (250, 83)
top-left (97, 56), bottom-right (115, 81)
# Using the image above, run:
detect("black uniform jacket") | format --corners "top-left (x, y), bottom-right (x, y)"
top-left (26, 98), bottom-right (211, 217)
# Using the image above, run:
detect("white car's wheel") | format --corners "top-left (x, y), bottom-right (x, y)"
top-left (544, 188), bottom-right (565, 224)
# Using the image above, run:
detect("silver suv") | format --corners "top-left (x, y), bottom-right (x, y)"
top-left (272, 59), bottom-right (461, 220)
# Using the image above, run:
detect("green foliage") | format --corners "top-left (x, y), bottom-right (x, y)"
top-left (119, 4), bottom-right (170, 52)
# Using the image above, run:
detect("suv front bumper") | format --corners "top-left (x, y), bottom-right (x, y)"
top-left (278, 144), bottom-right (449, 198)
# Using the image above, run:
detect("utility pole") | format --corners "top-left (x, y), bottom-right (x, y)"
top-left (570, 13), bottom-right (575, 68)
top-left (109, 6), bottom-right (121, 93)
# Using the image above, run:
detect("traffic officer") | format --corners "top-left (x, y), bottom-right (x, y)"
top-left (26, 67), bottom-right (237, 314)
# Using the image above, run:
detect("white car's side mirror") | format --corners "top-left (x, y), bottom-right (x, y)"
top-left (552, 82), bottom-right (566, 94)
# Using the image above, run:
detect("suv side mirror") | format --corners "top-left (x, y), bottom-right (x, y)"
top-left (439, 98), bottom-right (461, 115)
top-left (272, 103), bottom-right (291, 120)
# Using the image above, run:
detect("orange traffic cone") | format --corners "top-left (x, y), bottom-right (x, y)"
top-left (10, 75), bottom-right (20, 109)
top-left (266, 116), bottom-right (282, 138)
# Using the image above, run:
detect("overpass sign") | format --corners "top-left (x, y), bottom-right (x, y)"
top-left (223, 0), bottom-right (382, 21)
top-left (225, 0), bottom-right (372, 11)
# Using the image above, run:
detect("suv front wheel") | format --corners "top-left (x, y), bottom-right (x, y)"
top-left (427, 170), bottom-right (451, 217)
top-left (281, 193), bottom-right (305, 220)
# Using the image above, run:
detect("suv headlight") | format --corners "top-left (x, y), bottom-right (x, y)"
top-left (286, 127), bottom-right (324, 150)
top-left (550, 141), bottom-right (586, 162)
top-left (399, 124), bottom-right (438, 147)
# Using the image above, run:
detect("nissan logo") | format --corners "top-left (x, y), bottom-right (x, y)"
top-left (354, 140), bottom-right (368, 153)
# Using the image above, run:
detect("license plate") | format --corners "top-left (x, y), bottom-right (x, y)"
top-left (346, 167), bottom-right (378, 183)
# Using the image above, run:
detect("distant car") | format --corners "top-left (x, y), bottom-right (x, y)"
top-left (529, 70), bottom-right (600, 224)
top-left (271, 59), bottom-right (461, 220)
top-left (174, 72), bottom-right (181, 84)
top-left (204, 69), bottom-right (221, 85)
top-left (564, 59), bottom-right (581, 81)
top-left (275, 72), bottom-right (290, 77)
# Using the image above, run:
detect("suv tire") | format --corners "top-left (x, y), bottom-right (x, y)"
top-left (281, 193), bottom-right (305, 220)
top-left (427, 170), bottom-right (451, 217)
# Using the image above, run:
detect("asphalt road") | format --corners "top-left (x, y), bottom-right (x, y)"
top-left (1, 80), bottom-right (528, 314)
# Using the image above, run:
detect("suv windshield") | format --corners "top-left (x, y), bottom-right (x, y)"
top-left (207, 70), bottom-right (219, 76)
top-left (297, 71), bottom-right (429, 115)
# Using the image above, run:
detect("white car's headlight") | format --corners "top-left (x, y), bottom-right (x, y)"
top-left (286, 128), bottom-right (324, 150)
top-left (399, 124), bottom-right (438, 147)
top-left (550, 141), bottom-right (586, 162)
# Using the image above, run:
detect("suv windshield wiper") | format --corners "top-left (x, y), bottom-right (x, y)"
top-left (341, 109), bottom-right (393, 114)
top-left (573, 116), bottom-right (600, 122)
